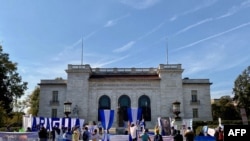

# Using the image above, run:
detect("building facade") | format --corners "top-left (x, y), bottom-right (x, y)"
top-left (38, 64), bottom-right (212, 128)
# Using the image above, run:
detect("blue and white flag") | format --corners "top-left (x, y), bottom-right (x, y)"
top-left (127, 107), bottom-right (142, 123)
top-left (127, 108), bottom-right (142, 141)
top-left (99, 109), bottom-right (114, 141)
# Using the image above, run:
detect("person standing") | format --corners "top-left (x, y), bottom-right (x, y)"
top-left (91, 129), bottom-right (100, 141)
top-left (140, 118), bottom-right (146, 131)
top-left (38, 126), bottom-right (48, 141)
top-left (130, 122), bottom-right (138, 141)
top-left (154, 129), bottom-right (163, 141)
top-left (139, 128), bottom-right (151, 141)
top-left (184, 127), bottom-right (194, 141)
top-left (63, 128), bottom-right (72, 141)
top-left (72, 126), bottom-right (80, 141)
top-left (55, 127), bottom-right (61, 141)
top-left (82, 126), bottom-right (90, 141)
top-left (174, 130), bottom-right (183, 141)
top-left (214, 127), bottom-right (224, 141)
top-left (171, 126), bottom-right (177, 136)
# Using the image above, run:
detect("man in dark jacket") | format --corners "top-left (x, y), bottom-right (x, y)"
top-left (174, 130), bottom-right (183, 141)
top-left (38, 126), bottom-right (48, 141)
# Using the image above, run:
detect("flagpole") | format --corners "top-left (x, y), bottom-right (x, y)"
top-left (81, 38), bottom-right (83, 65)
top-left (166, 37), bottom-right (169, 64)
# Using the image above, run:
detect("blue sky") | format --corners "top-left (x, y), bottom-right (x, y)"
top-left (1, 0), bottom-right (250, 99)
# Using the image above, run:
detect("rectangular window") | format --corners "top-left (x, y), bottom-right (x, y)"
top-left (51, 109), bottom-right (57, 118)
top-left (191, 90), bottom-right (198, 102)
top-left (52, 91), bottom-right (58, 102)
top-left (193, 108), bottom-right (199, 118)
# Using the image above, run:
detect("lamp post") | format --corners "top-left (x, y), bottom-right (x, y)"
top-left (64, 101), bottom-right (72, 118)
top-left (172, 101), bottom-right (181, 120)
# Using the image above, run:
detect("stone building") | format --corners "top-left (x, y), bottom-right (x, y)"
top-left (38, 63), bottom-right (212, 128)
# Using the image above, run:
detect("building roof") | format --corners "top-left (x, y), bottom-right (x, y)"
top-left (89, 74), bottom-right (160, 80)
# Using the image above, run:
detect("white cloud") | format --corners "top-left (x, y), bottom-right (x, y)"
top-left (184, 0), bottom-right (218, 15)
top-left (120, 0), bottom-right (160, 9)
top-left (52, 38), bottom-right (82, 61)
top-left (83, 30), bottom-right (100, 40)
top-left (170, 0), bottom-right (218, 21)
top-left (104, 14), bottom-right (130, 27)
top-left (216, 0), bottom-right (250, 19)
top-left (137, 19), bottom-right (167, 40)
top-left (215, 56), bottom-right (250, 72)
top-left (169, 15), bottom-right (177, 21)
top-left (104, 20), bottom-right (115, 27)
top-left (91, 55), bottom-right (130, 67)
top-left (174, 18), bottom-right (213, 36)
top-left (113, 41), bottom-right (136, 53)
top-left (174, 22), bottom-right (250, 52)
top-left (181, 52), bottom-right (223, 76)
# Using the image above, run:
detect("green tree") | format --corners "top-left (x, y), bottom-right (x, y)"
top-left (0, 45), bottom-right (28, 114)
top-left (233, 66), bottom-right (250, 117)
top-left (25, 87), bottom-right (40, 116)
top-left (212, 96), bottom-right (240, 120)
top-left (0, 101), bottom-right (7, 127)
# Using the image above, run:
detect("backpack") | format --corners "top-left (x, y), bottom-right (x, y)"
top-left (82, 131), bottom-right (88, 140)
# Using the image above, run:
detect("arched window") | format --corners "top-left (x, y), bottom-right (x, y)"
top-left (98, 95), bottom-right (111, 121)
top-left (138, 95), bottom-right (151, 121)
top-left (118, 95), bottom-right (131, 122)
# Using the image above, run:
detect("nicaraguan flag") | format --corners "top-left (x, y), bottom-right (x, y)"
top-left (127, 108), bottom-right (142, 141)
top-left (127, 107), bottom-right (142, 123)
top-left (99, 109), bottom-right (114, 141)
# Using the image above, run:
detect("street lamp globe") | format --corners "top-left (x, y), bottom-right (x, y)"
top-left (64, 101), bottom-right (72, 118)
top-left (172, 101), bottom-right (181, 120)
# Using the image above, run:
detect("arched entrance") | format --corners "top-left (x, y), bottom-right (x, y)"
top-left (98, 95), bottom-right (111, 121)
top-left (138, 95), bottom-right (151, 121)
top-left (117, 95), bottom-right (131, 126)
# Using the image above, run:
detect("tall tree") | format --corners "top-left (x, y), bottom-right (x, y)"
top-left (0, 45), bottom-right (28, 114)
top-left (233, 66), bottom-right (250, 117)
top-left (25, 87), bottom-right (40, 116)
top-left (212, 96), bottom-right (240, 120)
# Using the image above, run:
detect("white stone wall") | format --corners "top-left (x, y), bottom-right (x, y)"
top-left (182, 84), bottom-right (212, 121)
top-left (158, 69), bottom-right (184, 120)
top-left (38, 85), bottom-right (66, 117)
top-left (66, 71), bottom-right (90, 119)
top-left (38, 64), bottom-right (212, 129)
top-left (87, 79), bottom-right (160, 128)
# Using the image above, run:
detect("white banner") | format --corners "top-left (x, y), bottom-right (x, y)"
top-left (22, 115), bottom-right (84, 131)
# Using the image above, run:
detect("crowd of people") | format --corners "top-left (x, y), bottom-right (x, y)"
top-left (29, 120), bottom-right (223, 141)
top-left (128, 120), bottom-right (195, 141)
top-left (36, 121), bottom-right (106, 141)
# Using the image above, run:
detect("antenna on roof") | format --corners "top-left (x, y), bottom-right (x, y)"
top-left (166, 37), bottom-right (169, 64)
top-left (81, 37), bottom-right (83, 65)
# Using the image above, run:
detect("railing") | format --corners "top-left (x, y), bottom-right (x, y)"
top-left (50, 100), bottom-right (60, 106)
top-left (159, 64), bottom-right (182, 69)
top-left (92, 68), bottom-right (157, 74)
top-left (67, 64), bottom-right (182, 74)
top-left (68, 64), bottom-right (89, 69)
top-left (190, 100), bottom-right (200, 105)
top-left (40, 80), bottom-right (66, 84)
